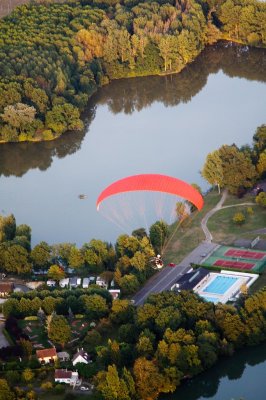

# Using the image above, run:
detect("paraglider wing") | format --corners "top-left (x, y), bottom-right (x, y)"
top-left (96, 174), bottom-right (204, 211)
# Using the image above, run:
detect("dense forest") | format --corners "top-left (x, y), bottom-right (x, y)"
top-left (0, 0), bottom-right (266, 142)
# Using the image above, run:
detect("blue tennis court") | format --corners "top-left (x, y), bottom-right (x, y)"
top-left (204, 275), bottom-right (238, 295)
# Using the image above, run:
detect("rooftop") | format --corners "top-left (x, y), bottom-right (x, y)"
top-left (36, 347), bottom-right (57, 359)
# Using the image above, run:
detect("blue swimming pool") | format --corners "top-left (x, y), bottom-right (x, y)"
top-left (204, 276), bottom-right (238, 295)
top-left (201, 296), bottom-right (220, 304)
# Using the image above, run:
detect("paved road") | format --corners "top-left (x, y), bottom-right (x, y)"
top-left (132, 241), bottom-right (218, 306)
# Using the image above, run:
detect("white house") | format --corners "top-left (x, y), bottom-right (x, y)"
top-left (59, 278), bottom-right (69, 288)
top-left (47, 280), bottom-right (56, 287)
top-left (72, 349), bottom-right (91, 366)
top-left (55, 369), bottom-right (79, 386)
top-left (57, 351), bottom-right (70, 362)
top-left (96, 276), bottom-right (108, 289)
top-left (109, 289), bottom-right (121, 300)
top-left (82, 278), bottom-right (89, 288)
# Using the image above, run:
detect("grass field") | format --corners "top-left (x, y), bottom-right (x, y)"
top-left (0, 0), bottom-right (28, 17)
top-left (207, 204), bottom-right (266, 244)
top-left (163, 191), bottom-right (221, 264)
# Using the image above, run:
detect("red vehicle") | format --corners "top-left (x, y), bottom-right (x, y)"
top-left (167, 263), bottom-right (176, 267)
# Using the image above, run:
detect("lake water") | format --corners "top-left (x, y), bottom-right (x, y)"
top-left (161, 342), bottom-right (266, 400)
top-left (1, 43), bottom-right (266, 246)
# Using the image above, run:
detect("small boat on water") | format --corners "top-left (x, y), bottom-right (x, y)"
top-left (78, 194), bottom-right (87, 199)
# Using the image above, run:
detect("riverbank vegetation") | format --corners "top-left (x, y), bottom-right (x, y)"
top-left (0, 0), bottom-right (266, 142)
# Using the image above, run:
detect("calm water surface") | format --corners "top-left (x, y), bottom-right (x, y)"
top-left (161, 342), bottom-right (266, 400)
top-left (1, 43), bottom-right (266, 245)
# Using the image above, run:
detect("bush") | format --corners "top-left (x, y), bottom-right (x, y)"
top-left (41, 381), bottom-right (53, 391)
top-left (53, 384), bottom-right (66, 394)
top-left (247, 207), bottom-right (254, 215)
top-left (74, 314), bottom-right (84, 319)
top-left (232, 212), bottom-right (245, 224)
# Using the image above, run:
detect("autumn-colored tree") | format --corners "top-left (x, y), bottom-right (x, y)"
top-left (47, 264), bottom-right (65, 281)
top-left (1, 103), bottom-right (36, 133)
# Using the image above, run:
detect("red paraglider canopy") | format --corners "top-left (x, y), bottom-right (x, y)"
top-left (96, 174), bottom-right (204, 211)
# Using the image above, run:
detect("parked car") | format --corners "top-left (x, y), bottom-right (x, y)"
top-left (167, 263), bottom-right (176, 267)
top-left (80, 386), bottom-right (89, 391)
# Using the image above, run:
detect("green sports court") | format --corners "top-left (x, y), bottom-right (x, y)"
top-left (202, 246), bottom-right (266, 273)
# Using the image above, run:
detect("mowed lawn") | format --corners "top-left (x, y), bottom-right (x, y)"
top-left (207, 205), bottom-right (266, 244)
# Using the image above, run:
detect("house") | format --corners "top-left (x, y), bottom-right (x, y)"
top-left (96, 276), bottom-right (108, 289)
top-left (82, 278), bottom-right (89, 289)
top-left (69, 277), bottom-right (81, 288)
top-left (72, 348), bottom-right (91, 366)
top-left (0, 282), bottom-right (14, 297)
top-left (59, 278), bottom-right (69, 288)
top-left (109, 289), bottom-right (121, 300)
top-left (36, 347), bottom-right (57, 364)
top-left (55, 369), bottom-right (79, 386)
top-left (57, 351), bottom-right (70, 362)
top-left (47, 280), bottom-right (56, 287)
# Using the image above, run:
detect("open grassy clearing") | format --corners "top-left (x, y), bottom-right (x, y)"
top-left (207, 205), bottom-right (266, 244)
top-left (0, 0), bottom-right (28, 18)
top-left (222, 192), bottom-right (255, 206)
top-left (163, 191), bottom-right (221, 264)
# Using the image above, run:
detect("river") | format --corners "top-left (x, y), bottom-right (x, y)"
top-left (161, 342), bottom-right (266, 400)
top-left (0, 43), bottom-right (266, 246)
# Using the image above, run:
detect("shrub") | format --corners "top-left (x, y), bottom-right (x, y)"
top-left (41, 381), bottom-right (53, 391)
top-left (53, 384), bottom-right (65, 394)
top-left (247, 207), bottom-right (254, 215)
top-left (74, 314), bottom-right (84, 319)
top-left (232, 212), bottom-right (245, 224)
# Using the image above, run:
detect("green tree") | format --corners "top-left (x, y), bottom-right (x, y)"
top-left (256, 150), bottom-right (266, 177)
top-left (253, 125), bottom-right (266, 152)
top-left (81, 294), bottom-right (108, 319)
top-left (96, 364), bottom-right (131, 400)
top-left (31, 241), bottom-right (51, 269)
top-left (201, 149), bottom-right (223, 193)
top-left (47, 314), bottom-right (71, 347)
top-left (149, 221), bottom-right (169, 254)
top-left (68, 246), bottom-right (85, 269)
top-left (119, 274), bottom-right (140, 295)
top-left (22, 369), bottom-right (34, 383)
top-left (0, 214), bottom-right (16, 242)
top-left (0, 379), bottom-right (15, 400)
top-left (219, 145), bottom-right (257, 194)
top-left (2, 245), bottom-right (32, 275)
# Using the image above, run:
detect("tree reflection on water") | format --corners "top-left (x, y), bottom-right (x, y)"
top-left (0, 42), bottom-right (266, 178)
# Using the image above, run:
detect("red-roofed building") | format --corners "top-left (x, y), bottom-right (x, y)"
top-left (36, 347), bottom-right (57, 364)
top-left (55, 369), bottom-right (79, 385)
top-left (0, 282), bottom-right (14, 297)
